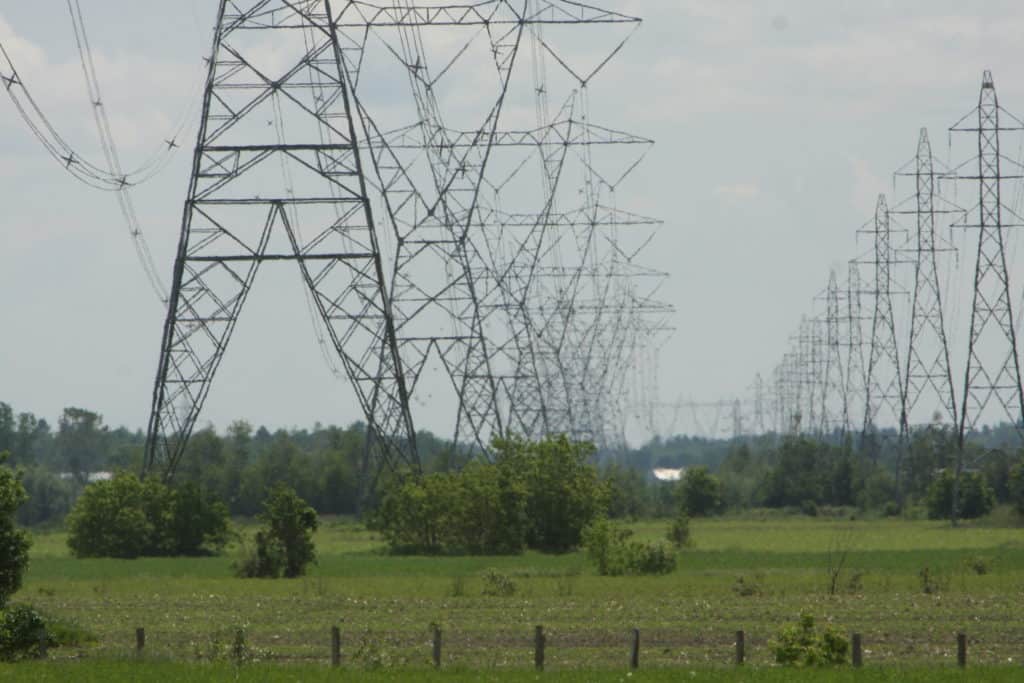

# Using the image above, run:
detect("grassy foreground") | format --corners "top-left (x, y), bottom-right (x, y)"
top-left (6, 515), bottom-right (1024, 671)
top-left (2, 661), bottom-right (1023, 682)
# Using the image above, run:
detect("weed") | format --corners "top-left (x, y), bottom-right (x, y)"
top-left (480, 569), bottom-right (517, 597)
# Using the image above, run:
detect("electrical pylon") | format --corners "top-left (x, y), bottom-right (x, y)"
top-left (896, 129), bottom-right (958, 430)
top-left (818, 269), bottom-right (847, 438)
top-left (860, 195), bottom-right (905, 455)
top-left (950, 71), bottom-right (1024, 443)
top-left (844, 261), bottom-right (867, 438)
top-left (144, 0), bottom-right (418, 479)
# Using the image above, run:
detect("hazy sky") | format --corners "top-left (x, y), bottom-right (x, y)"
top-left (3, 1), bottom-right (1024, 441)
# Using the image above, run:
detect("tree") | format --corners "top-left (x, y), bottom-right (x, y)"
top-left (240, 484), bottom-right (318, 578)
top-left (926, 470), bottom-right (996, 521)
top-left (66, 472), bottom-right (230, 558)
top-left (55, 408), bottom-right (109, 483)
top-left (494, 435), bottom-right (608, 553)
top-left (1007, 461), bottom-right (1024, 516)
top-left (676, 466), bottom-right (723, 517)
top-left (0, 452), bottom-right (31, 609)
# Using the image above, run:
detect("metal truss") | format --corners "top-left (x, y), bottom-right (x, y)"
top-left (949, 71), bottom-right (1024, 444)
top-left (141, 0), bottom-right (667, 477)
top-left (816, 269), bottom-right (848, 438)
top-left (859, 195), bottom-right (905, 451)
top-left (891, 129), bottom-right (959, 431)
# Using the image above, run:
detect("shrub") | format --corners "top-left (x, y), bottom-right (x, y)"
top-left (926, 470), bottom-right (995, 520)
top-left (676, 467), bottom-right (723, 517)
top-left (773, 612), bottom-right (848, 667)
top-left (666, 510), bottom-right (693, 549)
top-left (0, 453), bottom-right (31, 610)
top-left (372, 435), bottom-right (603, 555)
top-left (1009, 463), bottom-right (1024, 516)
top-left (236, 484), bottom-right (317, 578)
top-left (66, 473), bottom-right (230, 558)
top-left (733, 574), bottom-right (764, 597)
top-left (480, 569), bottom-right (517, 597)
top-left (582, 518), bottom-right (677, 576)
top-left (0, 604), bottom-right (52, 662)
top-left (918, 566), bottom-right (948, 594)
top-left (627, 541), bottom-right (677, 575)
top-left (494, 435), bottom-right (608, 553)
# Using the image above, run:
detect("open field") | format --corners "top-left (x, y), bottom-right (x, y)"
top-left (3, 516), bottom-right (1024, 678)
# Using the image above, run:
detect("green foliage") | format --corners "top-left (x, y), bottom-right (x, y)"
top-left (373, 462), bottom-right (528, 555)
top-left (918, 566), bottom-right (948, 594)
top-left (676, 466), bottom-right (723, 517)
top-left (772, 612), bottom-right (848, 667)
top-left (15, 467), bottom-right (74, 527)
top-left (373, 436), bottom-right (605, 555)
top-left (582, 517), bottom-right (677, 576)
top-left (480, 569), bottom-right (517, 597)
top-left (0, 452), bottom-right (31, 610)
top-left (66, 473), bottom-right (230, 558)
top-left (493, 435), bottom-right (608, 553)
top-left (666, 509), bottom-right (692, 548)
top-left (1009, 461), bottom-right (1024, 516)
top-left (236, 484), bottom-right (318, 578)
top-left (0, 604), bottom-right (52, 661)
top-left (926, 470), bottom-right (996, 520)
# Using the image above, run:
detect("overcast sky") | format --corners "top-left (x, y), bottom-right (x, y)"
top-left (3, 1), bottom-right (1024, 441)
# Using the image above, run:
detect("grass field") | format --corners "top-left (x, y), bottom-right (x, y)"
top-left (3, 515), bottom-right (1023, 679)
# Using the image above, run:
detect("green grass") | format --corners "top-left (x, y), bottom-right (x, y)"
top-left (7, 515), bottom-right (1024, 671)
top-left (2, 662), bottom-right (1023, 682)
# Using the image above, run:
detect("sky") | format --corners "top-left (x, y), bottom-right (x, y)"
top-left (3, 1), bottom-right (1024, 442)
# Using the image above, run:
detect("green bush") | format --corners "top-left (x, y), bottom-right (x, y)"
top-left (666, 510), bottom-right (692, 548)
top-left (0, 604), bottom-right (52, 662)
top-left (372, 436), bottom-right (605, 555)
top-left (66, 473), bottom-right (230, 558)
top-left (480, 569), bottom-right (517, 597)
top-left (494, 435), bottom-right (608, 553)
top-left (1009, 462), bottom-right (1024, 516)
top-left (582, 518), bottom-right (676, 576)
top-left (676, 467), bottom-right (723, 517)
top-left (236, 484), bottom-right (317, 578)
top-left (926, 470), bottom-right (996, 520)
top-left (0, 453), bottom-right (31, 610)
top-left (773, 612), bottom-right (848, 667)
top-left (372, 463), bottom-right (528, 555)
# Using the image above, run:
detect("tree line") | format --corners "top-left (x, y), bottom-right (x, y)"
top-left (2, 400), bottom-right (1023, 527)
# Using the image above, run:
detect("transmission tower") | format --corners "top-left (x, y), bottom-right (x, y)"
top-left (144, 0), bottom-right (423, 478)
top-left (949, 71), bottom-right (1024, 444)
top-left (818, 269), bottom-right (847, 438)
top-left (844, 261), bottom-right (868, 438)
top-left (859, 195), bottom-right (905, 455)
top-left (138, 0), bottom-right (664, 478)
top-left (893, 129), bottom-right (958, 430)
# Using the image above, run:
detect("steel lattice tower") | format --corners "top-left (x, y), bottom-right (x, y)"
top-left (860, 195), bottom-right (905, 453)
top-left (950, 71), bottom-right (1024, 444)
top-left (844, 261), bottom-right (867, 438)
top-left (818, 269), bottom-right (847, 438)
top-left (145, 0), bottom-right (418, 478)
top-left (898, 129), bottom-right (958, 430)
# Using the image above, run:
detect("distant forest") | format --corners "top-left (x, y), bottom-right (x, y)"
top-left (2, 400), bottom-right (1022, 526)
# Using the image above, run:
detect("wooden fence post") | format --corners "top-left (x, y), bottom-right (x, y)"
top-left (232, 629), bottom-right (245, 663)
top-left (432, 625), bottom-right (442, 668)
top-left (630, 628), bottom-right (640, 670)
top-left (331, 626), bottom-right (341, 667)
top-left (136, 627), bottom-right (145, 655)
top-left (534, 625), bottom-right (545, 671)
top-left (957, 632), bottom-right (967, 668)
top-left (735, 630), bottom-right (745, 665)
top-left (852, 633), bottom-right (862, 667)
top-left (37, 628), bottom-right (47, 659)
